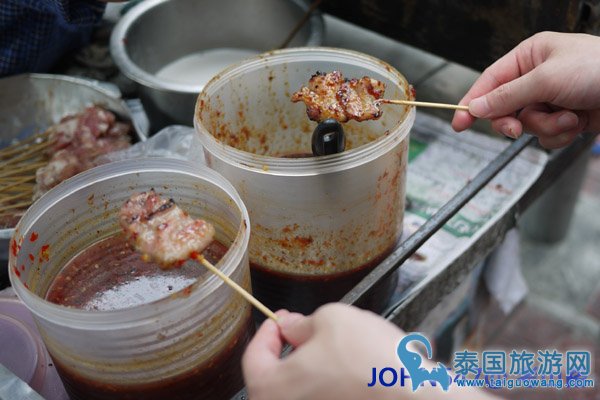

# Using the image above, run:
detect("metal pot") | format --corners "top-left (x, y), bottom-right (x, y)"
top-left (110, 0), bottom-right (324, 131)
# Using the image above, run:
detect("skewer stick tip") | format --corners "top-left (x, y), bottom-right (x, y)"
top-left (379, 99), bottom-right (469, 112)
top-left (194, 253), bottom-right (279, 322)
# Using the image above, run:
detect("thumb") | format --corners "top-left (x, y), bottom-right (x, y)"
top-left (469, 69), bottom-right (549, 119)
top-left (279, 313), bottom-right (315, 347)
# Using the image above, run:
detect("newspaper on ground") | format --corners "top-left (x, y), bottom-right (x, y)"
top-left (392, 112), bottom-right (548, 309)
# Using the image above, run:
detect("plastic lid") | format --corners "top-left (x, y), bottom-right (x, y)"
top-left (0, 314), bottom-right (40, 384)
top-left (0, 297), bottom-right (68, 400)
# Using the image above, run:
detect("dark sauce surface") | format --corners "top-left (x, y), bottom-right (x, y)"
top-left (250, 244), bottom-right (398, 316)
top-left (46, 234), bottom-right (227, 310)
top-left (53, 311), bottom-right (254, 400)
top-left (45, 234), bottom-right (252, 399)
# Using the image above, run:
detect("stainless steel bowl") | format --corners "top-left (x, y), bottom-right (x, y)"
top-left (110, 0), bottom-right (324, 131)
top-left (0, 73), bottom-right (147, 269)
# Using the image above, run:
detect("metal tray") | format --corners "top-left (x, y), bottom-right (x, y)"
top-left (0, 73), bottom-right (148, 257)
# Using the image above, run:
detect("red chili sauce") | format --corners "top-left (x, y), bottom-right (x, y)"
top-left (45, 234), bottom-right (253, 400)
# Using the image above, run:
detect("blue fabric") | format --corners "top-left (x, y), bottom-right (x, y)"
top-left (0, 0), bottom-right (106, 77)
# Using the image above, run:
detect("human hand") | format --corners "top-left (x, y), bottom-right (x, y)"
top-left (242, 304), bottom-right (410, 400)
top-left (242, 303), bottom-right (503, 400)
top-left (452, 32), bottom-right (600, 149)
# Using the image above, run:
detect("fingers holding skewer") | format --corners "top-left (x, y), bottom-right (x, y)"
top-left (291, 71), bottom-right (471, 124)
top-left (377, 99), bottom-right (469, 111)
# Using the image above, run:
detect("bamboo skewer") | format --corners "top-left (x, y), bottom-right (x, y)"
top-left (0, 176), bottom-right (35, 188)
top-left (0, 200), bottom-right (33, 212)
top-left (0, 162), bottom-right (47, 179)
top-left (0, 154), bottom-right (46, 168)
top-left (0, 191), bottom-right (33, 204)
top-left (193, 253), bottom-right (278, 322)
top-left (378, 99), bottom-right (469, 111)
top-left (0, 131), bottom-right (50, 217)
top-left (0, 131), bottom-right (51, 159)
top-left (0, 141), bottom-right (50, 166)
top-left (0, 180), bottom-right (35, 189)
top-left (0, 177), bottom-right (36, 198)
top-left (0, 130), bottom-right (46, 147)
top-left (1, 155), bottom-right (47, 169)
top-left (0, 188), bottom-right (34, 198)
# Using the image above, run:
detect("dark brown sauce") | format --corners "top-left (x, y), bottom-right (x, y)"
top-left (46, 234), bottom-right (225, 310)
top-left (45, 235), bottom-right (252, 399)
top-left (52, 312), bottom-right (254, 400)
top-left (279, 152), bottom-right (314, 158)
top-left (250, 244), bottom-right (398, 316)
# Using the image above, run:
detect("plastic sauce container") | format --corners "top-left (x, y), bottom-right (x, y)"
top-left (195, 48), bottom-right (415, 314)
top-left (9, 159), bottom-right (253, 400)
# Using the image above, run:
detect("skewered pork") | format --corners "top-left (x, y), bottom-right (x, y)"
top-left (119, 190), bottom-right (215, 267)
top-left (291, 71), bottom-right (386, 123)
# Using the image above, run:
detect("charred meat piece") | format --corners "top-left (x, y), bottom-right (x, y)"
top-left (291, 71), bottom-right (386, 123)
top-left (292, 71), bottom-right (347, 122)
top-left (119, 190), bottom-right (215, 267)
